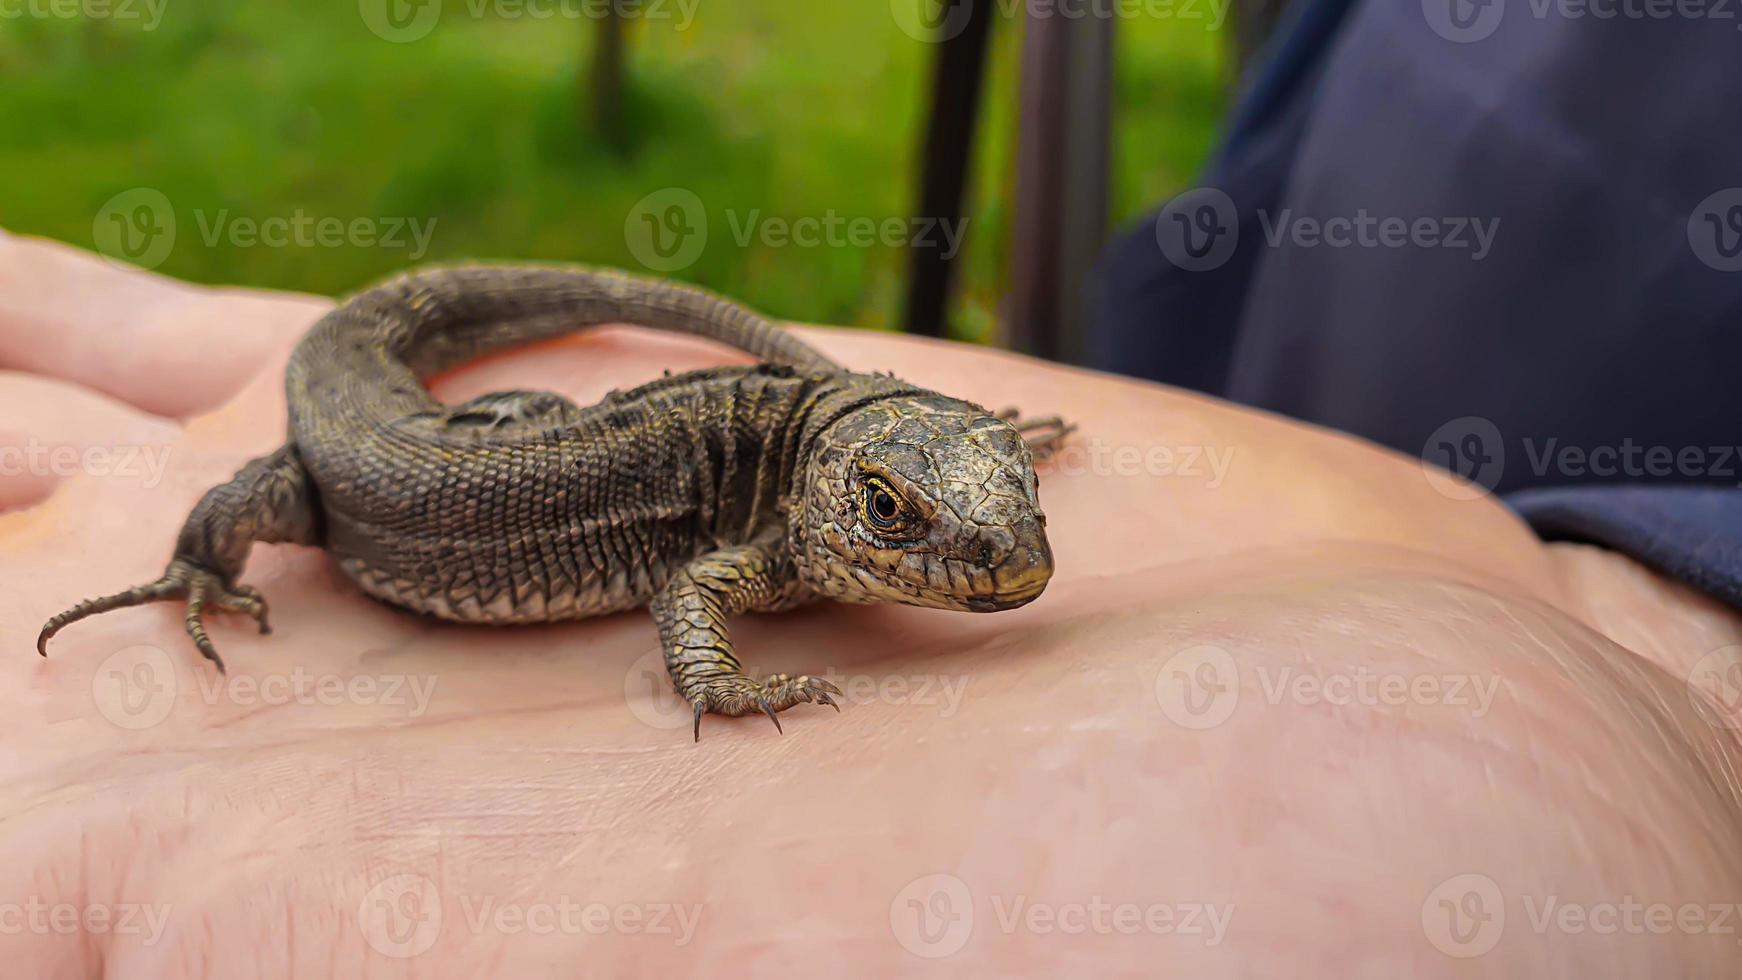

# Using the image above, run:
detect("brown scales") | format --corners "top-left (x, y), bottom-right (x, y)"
top-left (38, 264), bottom-right (1071, 739)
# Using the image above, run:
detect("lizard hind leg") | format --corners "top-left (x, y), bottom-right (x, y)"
top-left (37, 560), bottom-right (269, 672)
top-left (37, 445), bottom-right (319, 673)
top-left (422, 390), bottom-right (580, 434)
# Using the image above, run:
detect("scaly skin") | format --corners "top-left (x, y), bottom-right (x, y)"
top-left (37, 263), bottom-right (1069, 737)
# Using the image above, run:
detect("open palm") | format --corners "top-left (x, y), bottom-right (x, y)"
top-left (2, 233), bottom-right (1739, 977)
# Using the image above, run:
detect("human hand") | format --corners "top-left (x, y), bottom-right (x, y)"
top-left (3, 232), bottom-right (1739, 977)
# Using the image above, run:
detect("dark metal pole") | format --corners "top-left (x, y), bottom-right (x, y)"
top-left (903, 0), bottom-right (997, 338)
top-left (591, 9), bottom-right (628, 154)
top-left (1005, 8), bottom-right (1112, 361)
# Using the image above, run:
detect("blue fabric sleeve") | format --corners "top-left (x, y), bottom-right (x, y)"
top-left (1507, 487), bottom-right (1742, 611)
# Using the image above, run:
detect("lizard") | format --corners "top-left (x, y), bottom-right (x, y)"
top-left (37, 264), bottom-right (1070, 739)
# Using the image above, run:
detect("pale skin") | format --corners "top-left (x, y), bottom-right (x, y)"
top-left (2, 231), bottom-right (1740, 977)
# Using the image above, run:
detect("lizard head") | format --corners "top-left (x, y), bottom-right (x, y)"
top-left (790, 393), bottom-right (1053, 611)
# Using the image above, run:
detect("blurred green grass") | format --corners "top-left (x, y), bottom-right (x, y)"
top-left (0, 1), bottom-right (1225, 340)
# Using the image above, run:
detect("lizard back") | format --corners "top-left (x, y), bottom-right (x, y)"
top-left (284, 264), bottom-right (839, 623)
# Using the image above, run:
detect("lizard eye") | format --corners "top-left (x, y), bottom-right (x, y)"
top-left (860, 477), bottom-right (914, 533)
top-left (871, 489), bottom-right (901, 522)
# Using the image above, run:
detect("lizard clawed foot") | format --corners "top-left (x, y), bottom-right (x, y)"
top-left (996, 407), bottom-right (1078, 461)
top-left (689, 672), bottom-right (845, 741)
top-left (37, 558), bottom-right (271, 674)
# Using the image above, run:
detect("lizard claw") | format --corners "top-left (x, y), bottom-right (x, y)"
top-left (761, 673), bottom-right (844, 712)
top-left (758, 697), bottom-right (783, 734)
top-left (688, 672), bottom-right (842, 741)
top-left (38, 558), bottom-right (271, 673)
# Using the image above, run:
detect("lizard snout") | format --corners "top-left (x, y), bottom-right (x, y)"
top-left (968, 518), bottom-right (1053, 611)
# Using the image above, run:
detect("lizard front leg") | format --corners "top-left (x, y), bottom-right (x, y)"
top-left (650, 545), bottom-right (843, 741)
top-left (38, 444), bottom-right (320, 673)
top-left (995, 407), bottom-right (1077, 460)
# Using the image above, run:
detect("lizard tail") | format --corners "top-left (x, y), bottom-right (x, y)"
top-left (287, 263), bottom-right (838, 421)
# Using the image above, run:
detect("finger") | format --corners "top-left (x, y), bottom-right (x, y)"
top-left (0, 232), bottom-right (330, 420)
top-left (0, 371), bottom-right (183, 512)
